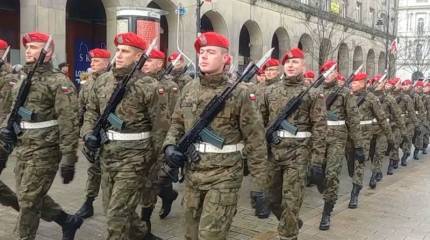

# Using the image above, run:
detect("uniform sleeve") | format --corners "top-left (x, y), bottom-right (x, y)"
top-left (239, 88), bottom-right (269, 189)
top-left (55, 78), bottom-right (79, 165)
top-left (389, 96), bottom-right (406, 136)
top-left (407, 97), bottom-right (418, 125)
top-left (345, 92), bottom-right (363, 147)
top-left (309, 92), bottom-right (327, 166)
top-left (168, 81), bottom-right (180, 116)
top-left (371, 95), bottom-right (393, 141)
top-left (261, 88), bottom-right (270, 127)
top-left (163, 90), bottom-right (186, 148)
top-left (81, 81), bottom-right (100, 138)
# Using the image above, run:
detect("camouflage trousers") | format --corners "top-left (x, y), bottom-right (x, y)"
top-left (101, 166), bottom-right (148, 240)
top-left (85, 161), bottom-right (101, 198)
top-left (183, 185), bottom-right (239, 240)
top-left (388, 127), bottom-right (402, 162)
top-left (14, 147), bottom-right (64, 240)
top-left (413, 124), bottom-right (425, 150)
top-left (370, 134), bottom-right (387, 173)
top-left (352, 134), bottom-right (372, 187)
top-left (401, 124), bottom-right (415, 155)
top-left (323, 134), bottom-right (347, 203)
top-left (0, 180), bottom-right (19, 210)
top-left (423, 124), bottom-right (429, 149)
top-left (141, 161), bottom-right (161, 208)
top-left (269, 143), bottom-right (308, 240)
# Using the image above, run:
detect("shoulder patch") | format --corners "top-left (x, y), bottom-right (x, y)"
top-left (158, 87), bottom-right (165, 95)
top-left (61, 86), bottom-right (74, 95)
top-left (249, 93), bottom-right (257, 101)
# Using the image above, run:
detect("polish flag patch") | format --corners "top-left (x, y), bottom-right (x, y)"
top-left (249, 93), bottom-right (257, 101)
top-left (158, 88), bottom-right (165, 95)
top-left (61, 86), bottom-right (73, 95)
top-left (172, 87), bottom-right (178, 92)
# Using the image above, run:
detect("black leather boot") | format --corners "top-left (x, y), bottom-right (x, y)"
top-left (158, 186), bottom-right (178, 219)
top-left (141, 207), bottom-right (154, 233)
top-left (387, 160), bottom-right (394, 175)
top-left (401, 152), bottom-right (409, 166)
top-left (253, 191), bottom-right (270, 219)
top-left (75, 197), bottom-right (95, 219)
top-left (375, 171), bottom-right (383, 182)
top-left (54, 212), bottom-right (83, 240)
top-left (319, 201), bottom-right (334, 231)
top-left (369, 172), bottom-right (377, 189)
top-left (414, 148), bottom-right (420, 160)
top-left (348, 184), bottom-right (362, 209)
top-left (393, 160), bottom-right (399, 169)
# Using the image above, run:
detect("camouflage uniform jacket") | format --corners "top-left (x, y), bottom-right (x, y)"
top-left (323, 82), bottom-right (362, 146)
top-left (2, 62), bottom-right (79, 165)
top-left (78, 70), bottom-right (106, 128)
top-left (396, 91), bottom-right (418, 127)
top-left (262, 74), bottom-right (327, 166)
top-left (380, 90), bottom-right (407, 135)
top-left (0, 63), bottom-right (17, 123)
top-left (163, 73), bottom-right (269, 190)
top-left (170, 68), bottom-right (193, 90)
top-left (423, 93), bottom-right (430, 126)
top-left (354, 89), bottom-right (393, 141)
top-left (81, 67), bottom-right (158, 171)
top-left (412, 91), bottom-right (426, 123)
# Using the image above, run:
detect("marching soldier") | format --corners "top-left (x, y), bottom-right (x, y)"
top-left (256, 67), bottom-right (266, 84)
top-left (398, 79), bottom-right (418, 165)
top-left (168, 51), bottom-right (193, 90)
top-left (318, 60), bottom-right (363, 231)
top-left (262, 48), bottom-right (326, 239)
top-left (76, 48), bottom-right (111, 219)
top-left (337, 74), bottom-right (346, 87)
top-left (0, 39), bottom-right (16, 124)
top-left (0, 32), bottom-right (82, 240)
top-left (162, 31), bottom-right (269, 240)
top-left (347, 72), bottom-right (393, 208)
top-left (412, 80), bottom-right (426, 160)
top-left (81, 32), bottom-right (159, 239)
top-left (140, 49), bottom-right (180, 233)
top-left (422, 82), bottom-right (430, 153)
top-left (303, 70), bottom-right (315, 87)
top-left (384, 78), bottom-right (407, 175)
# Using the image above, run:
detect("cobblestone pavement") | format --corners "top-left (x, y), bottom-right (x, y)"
top-left (1, 150), bottom-right (430, 240)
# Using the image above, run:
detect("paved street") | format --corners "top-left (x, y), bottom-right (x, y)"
top-left (1, 150), bottom-right (430, 240)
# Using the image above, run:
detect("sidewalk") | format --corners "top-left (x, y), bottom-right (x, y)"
top-left (1, 152), bottom-right (430, 240)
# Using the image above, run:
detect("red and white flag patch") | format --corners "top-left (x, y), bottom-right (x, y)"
top-left (61, 86), bottom-right (73, 95)
top-left (249, 93), bottom-right (257, 101)
top-left (158, 88), bottom-right (165, 95)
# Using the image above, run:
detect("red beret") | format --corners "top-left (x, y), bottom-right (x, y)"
top-left (426, 82), bottom-right (430, 87)
top-left (304, 70), bottom-right (315, 79)
top-left (89, 48), bottom-right (111, 59)
top-left (168, 51), bottom-right (183, 62)
top-left (415, 81), bottom-right (425, 87)
top-left (22, 32), bottom-right (51, 46)
top-left (352, 72), bottom-right (368, 82)
top-left (402, 79), bottom-right (412, 86)
top-left (337, 73), bottom-right (345, 81)
top-left (386, 78), bottom-right (399, 86)
top-left (263, 58), bottom-right (280, 70)
top-left (0, 39), bottom-right (8, 50)
top-left (282, 48), bottom-right (304, 64)
top-left (114, 32), bottom-right (147, 50)
top-left (194, 32), bottom-right (229, 52)
top-left (149, 49), bottom-right (165, 59)
top-left (320, 60), bottom-right (337, 72)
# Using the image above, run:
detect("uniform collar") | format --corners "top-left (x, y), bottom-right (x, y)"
top-left (112, 66), bottom-right (133, 79)
top-left (265, 76), bottom-right (279, 86)
top-left (199, 72), bottom-right (228, 88)
top-left (323, 80), bottom-right (337, 89)
top-left (23, 62), bottom-right (53, 74)
top-left (282, 74), bottom-right (303, 86)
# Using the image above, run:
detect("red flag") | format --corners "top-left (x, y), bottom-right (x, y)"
top-left (390, 39), bottom-right (398, 55)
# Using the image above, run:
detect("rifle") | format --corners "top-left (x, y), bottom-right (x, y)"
top-left (265, 63), bottom-right (337, 145)
top-left (356, 70), bottom-right (388, 107)
top-left (326, 64), bottom-right (363, 120)
top-left (0, 46), bottom-right (10, 70)
top-left (162, 48), bottom-right (274, 182)
top-left (82, 39), bottom-right (158, 163)
top-left (158, 53), bottom-right (182, 80)
top-left (0, 36), bottom-right (53, 155)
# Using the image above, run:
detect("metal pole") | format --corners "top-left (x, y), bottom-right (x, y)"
top-left (385, 0), bottom-right (391, 76)
top-left (196, 0), bottom-right (201, 66)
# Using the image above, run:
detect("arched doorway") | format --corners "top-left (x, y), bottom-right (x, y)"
top-left (0, 0), bottom-right (19, 64)
top-left (337, 43), bottom-right (349, 76)
top-left (378, 52), bottom-right (386, 74)
top-left (238, 20), bottom-right (262, 71)
top-left (201, 10), bottom-right (228, 36)
top-left (298, 33), bottom-right (313, 69)
top-left (66, 0), bottom-right (106, 84)
top-left (352, 46), bottom-right (363, 71)
top-left (271, 27), bottom-right (290, 59)
top-left (366, 49), bottom-right (376, 77)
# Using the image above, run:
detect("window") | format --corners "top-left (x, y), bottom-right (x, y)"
top-left (356, 1), bottom-right (362, 23)
top-left (370, 8), bottom-right (375, 27)
top-left (342, 0), bottom-right (348, 17)
top-left (416, 43), bottom-right (423, 60)
top-left (417, 17), bottom-right (424, 35)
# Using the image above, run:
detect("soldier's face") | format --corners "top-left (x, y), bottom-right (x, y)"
top-left (416, 86), bottom-right (423, 93)
top-left (402, 85), bottom-right (411, 91)
top-left (337, 80), bottom-right (345, 87)
top-left (384, 83), bottom-right (393, 91)
top-left (283, 58), bottom-right (305, 77)
top-left (303, 78), bottom-right (312, 86)
top-left (351, 80), bottom-right (365, 92)
top-left (264, 66), bottom-right (280, 80)
top-left (173, 59), bottom-right (185, 70)
top-left (256, 75), bottom-right (266, 83)
top-left (0, 49), bottom-right (5, 58)
top-left (142, 58), bottom-right (164, 74)
top-left (198, 46), bottom-right (228, 75)
top-left (324, 72), bottom-right (338, 83)
top-left (115, 45), bottom-right (142, 69)
top-left (24, 42), bottom-right (53, 64)
top-left (91, 58), bottom-right (109, 73)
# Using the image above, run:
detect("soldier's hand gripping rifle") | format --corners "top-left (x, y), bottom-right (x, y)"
top-left (265, 63), bottom-right (337, 145)
top-left (82, 39), bottom-right (158, 163)
top-left (158, 53), bottom-right (182, 80)
top-left (0, 46), bottom-right (11, 70)
top-left (325, 64), bottom-right (363, 120)
top-left (356, 70), bottom-right (388, 107)
top-left (161, 48), bottom-right (274, 182)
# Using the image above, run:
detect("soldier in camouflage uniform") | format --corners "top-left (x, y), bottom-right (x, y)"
top-left (383, 78), bottom-right (407, 175)
top-left (348, 72), bottom-right (394, 207)
top-left (0, 32), bottom-right (82, 240)
top-left (0, 39), bottom-right (16, 125)
top-left (303, 70), bottom-right (315, 87)
top-left (76, 48), bottom-right (111, 219)
top-left (168, 51), bottom-right (193, 90)
top-left (412, 80), bottom-right (426, 160)
top-left (262, 48), bottom-right (326, 240)
top-left (422, 82), bottom-right (430, 153)
top-left (82, 32), bottom-right (162, 240)
top-left (397, 79), bottom-right (418, 166)
top-left (318, 60), bottom-right (363, 231)
top-left (162, 32), bottom-right (269, 240)
top-left (140, 49), bottom-right (180, 233)
top-left (256, 67), bottom-right (266, 84)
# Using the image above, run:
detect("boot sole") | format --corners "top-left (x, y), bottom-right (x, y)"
top-left (319, 226), bottom-right (330, 231)
top-left (348, 205), bottom-right (357, 209)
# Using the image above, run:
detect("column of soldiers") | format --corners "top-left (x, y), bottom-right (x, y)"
top-left (1, 28), bottom-right (430, 240)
